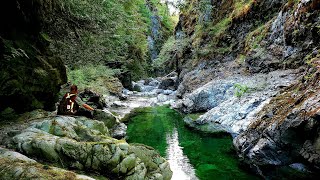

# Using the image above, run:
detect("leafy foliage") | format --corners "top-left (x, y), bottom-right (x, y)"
top-left (149, 0), bottom-right (177, 34)
top-left (46, 0), bottom-right (176, 81)
top-left (234, 83), bottom-right (250, 97)
top-left (45, 0), bottom-right (145, 80)
top-left (67, 65), bottom-right (121, 94)
top-left (153, 36), bottom-right (190, 74)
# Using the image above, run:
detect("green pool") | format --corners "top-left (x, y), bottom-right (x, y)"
top-left (126, 106), bottom-right (260, 180)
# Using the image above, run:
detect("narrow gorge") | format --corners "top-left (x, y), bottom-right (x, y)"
top-left (1, 0), bottom-right (320, 179)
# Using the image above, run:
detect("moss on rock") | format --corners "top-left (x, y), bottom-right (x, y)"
top-left (0, 147), bottom-right (94, 180)
top-left (9, 116), bottom-right (172, 179)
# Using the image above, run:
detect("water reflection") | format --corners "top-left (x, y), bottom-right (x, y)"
top-left (166, 128), bottom-right (198, 180)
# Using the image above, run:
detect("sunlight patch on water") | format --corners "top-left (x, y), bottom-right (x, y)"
top-left (166, 128), bottom-right (198, 180)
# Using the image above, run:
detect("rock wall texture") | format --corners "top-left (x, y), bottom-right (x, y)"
top-left (0, 0), bottom-right (67, 115)
top-left (233, 71), bottom-right (320, 177)
top-left (174, 0), bottom-right (320, 95)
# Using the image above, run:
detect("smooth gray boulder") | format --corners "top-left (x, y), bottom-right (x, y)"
top-left (180, 79), bottom-right (234, 113)
top-left (133, 83), bottom-right (143, 92)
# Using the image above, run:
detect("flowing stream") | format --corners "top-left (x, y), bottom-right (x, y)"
top-left (126, 106), bottom-right (260, 180)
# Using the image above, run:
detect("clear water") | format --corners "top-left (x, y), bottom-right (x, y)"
top-left (126, 106), bottom-right (260, 180)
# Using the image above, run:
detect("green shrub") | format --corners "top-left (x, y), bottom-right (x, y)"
top-left (67, 65), bottom-right (121, 94)
top-left (234, 83), bottom-right (250, 97)
top-left (153, 36), bottom-right (190, 73)
top-left (208, 17), bottom-right (232, 37)
top-left (245, 22), bottom-right (270, 51)
top-left (48, 0), bottom-right (157, 80)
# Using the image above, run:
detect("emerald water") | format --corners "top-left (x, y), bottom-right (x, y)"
top-left (126, 106), bottom-right (260, 180)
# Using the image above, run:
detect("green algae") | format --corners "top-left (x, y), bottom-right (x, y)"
top-left (126, 106), bottom-right (260, 179)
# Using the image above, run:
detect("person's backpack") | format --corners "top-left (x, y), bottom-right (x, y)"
top-left (57, 93), bottom-right (79, 115)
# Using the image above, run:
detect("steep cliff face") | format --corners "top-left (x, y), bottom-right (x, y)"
top-left (170, 0), bottom-right (320, 177)
top-left (234, 70), bottom-right (320, 177)
top-left (147, 0), bottom-right (172, 61)
top-left (174, 0), bottom-right (319, 96)
top-left (0, 0), bottom-right (67, 115)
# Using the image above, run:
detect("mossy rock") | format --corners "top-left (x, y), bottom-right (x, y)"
top-left (93, 109), bottom-right (118, 129)
top-left (0, 147), bottom-right (94, 180)
top-left (0, 38), bottom-right (67, 114)
top-left (10, 116), bottom-right (172, 179)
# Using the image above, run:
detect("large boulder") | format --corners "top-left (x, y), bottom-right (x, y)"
top-left (180, 79), bottom-right (234, 113)
top-left (93, 109), bottom-right (127, 139)
top-left (118, 70), bottom-right (133, 90)
top-left (93, 109), bottom-right (118, 129)
top-left (133, 83), bottom-right (143, 92)
top-left (8, 116), bottom-right (172, 179)
top-left (158, 77), bottom-right (176, 90)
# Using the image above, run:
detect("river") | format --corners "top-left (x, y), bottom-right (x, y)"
top-left (126, 106), bottom-right (260, 180)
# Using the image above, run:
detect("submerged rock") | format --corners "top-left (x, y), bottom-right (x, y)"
top-left (183, 116), bottom-right (228, 134)
top-left (8, 116), bottom-right (172, 179)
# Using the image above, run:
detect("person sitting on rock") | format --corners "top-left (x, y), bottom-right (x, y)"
top-left (57, 85), bottom-right (95, 118)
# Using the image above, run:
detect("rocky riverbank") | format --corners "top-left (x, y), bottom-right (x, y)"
top-left (0, 109), bottom-right (172, 180)
top-left (162, 0), bottom-right (320, 178)
top-left (106, 74), bottom-right (179, 120)
top-left (179, 69), bottom-right (301, 134)
top-left (174, 68), bottom-right (320, 178)
top-left (0, 73), bottom-right (181, 180)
